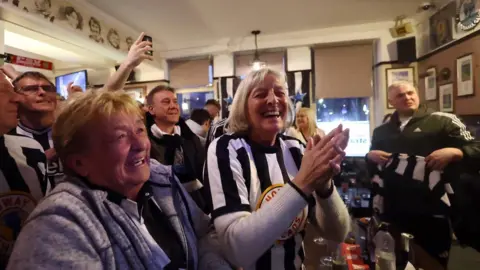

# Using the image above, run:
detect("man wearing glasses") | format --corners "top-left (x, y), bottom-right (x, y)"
top-left (9, 71), bottom-right (62, 186)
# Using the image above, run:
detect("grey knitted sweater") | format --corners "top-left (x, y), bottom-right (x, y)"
top-left (7, 160), bottom-right (231, 270)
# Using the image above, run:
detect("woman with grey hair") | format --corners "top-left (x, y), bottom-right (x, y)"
top-left (7, 90), bottom-right (231, 269)
top-left (204, 68), bottom-right (351, 269)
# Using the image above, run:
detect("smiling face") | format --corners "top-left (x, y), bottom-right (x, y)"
top-left (247, 73), bottom-right (288, 141)
top-left (75, 113), bottom-right (151, 196)
top-left (148, 90), bottom-right (180, 125)
top-left (16, 77), bottom-right (56, 113)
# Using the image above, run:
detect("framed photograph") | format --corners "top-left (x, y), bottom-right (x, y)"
top-left (439, 83), bottom-right (454, 112)
top-left (386, 67), bottom-right (415, 108)
top-left (456, 54), bottom-right (474, 96)
top-left (429, 1), bottom-right (455, 51)
top-left (424, 67), bottom-right (437, 101)
top-left (124, 85), bottom-right (147, 103)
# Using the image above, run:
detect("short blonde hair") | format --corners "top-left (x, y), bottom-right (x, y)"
top-left (53, 89), bottom-right (142, 174)
top-left (387, 81), bottom-right (416, 99)
top-left (296, 107), bottom-right (317, 137)
top-left (227, 68), bottom-right (294, 133)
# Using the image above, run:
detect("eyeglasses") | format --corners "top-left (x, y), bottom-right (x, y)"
top-left (17, 85), bottom-right (56, 94)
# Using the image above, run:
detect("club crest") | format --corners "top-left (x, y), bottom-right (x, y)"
top-left (456, 0), bottom-right (480, 31)
top-left (256, 184), bottom-right (308, 241)
top-left (0, 192), bottom-right (37, 263)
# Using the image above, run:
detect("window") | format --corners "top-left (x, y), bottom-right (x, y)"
top-left (177, 91), bottom-right (214, 119)
top-left (316, 97), bottom-right (370, 157)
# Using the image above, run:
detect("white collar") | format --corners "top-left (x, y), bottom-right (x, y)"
top-left (185, 119), bottom-right (206, 138)
top-left (150, 124), bottom-right (181, 139)
top-left (121, 199), bottom-right (142, 223)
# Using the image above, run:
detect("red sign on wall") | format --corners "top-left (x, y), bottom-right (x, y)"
top-left (4, 53), bottom-right (53, 71)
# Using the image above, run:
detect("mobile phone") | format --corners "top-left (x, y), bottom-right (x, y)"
top-left (142, 35), bottom-right (153, 56)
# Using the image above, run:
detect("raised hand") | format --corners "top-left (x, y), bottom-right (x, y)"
top-left (124, 32), bottom-right (154, 68)
top-left (294, 125), bottom-right (349, 195)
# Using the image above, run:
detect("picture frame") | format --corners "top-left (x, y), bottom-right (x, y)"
top-left (439, 83), bottom-right (454, 112)
top-left (385, 67), bottom-right (415, 109)
top-left (456, 53), bottom-right (474, 97)
top-left (124, 85), bottom-right (147, 103)
top-left (424, 67), bottom-right (437, 101)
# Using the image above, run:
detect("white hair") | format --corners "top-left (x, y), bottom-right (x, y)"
top-left (227, 68), bottom-right (294, 134)
top-left (387, 81), bottom-right (417, 99)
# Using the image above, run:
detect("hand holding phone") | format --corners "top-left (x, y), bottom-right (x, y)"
top-left (142, 35), bottom-right (153, 56)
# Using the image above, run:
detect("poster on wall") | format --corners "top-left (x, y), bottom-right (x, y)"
top-left (385, 67), bottom-right (415, 109)
top-left (424, 67), bottom-right (437, 101)
top-left (439, 83), bottom-right (454, 112)
top-left (456, 53), bottom-right (474, 96)
top-left (429, 1), bottom-right (456, 51)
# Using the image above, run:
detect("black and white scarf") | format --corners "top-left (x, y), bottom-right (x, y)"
top-left (371, 153), bottom-right (454, 218)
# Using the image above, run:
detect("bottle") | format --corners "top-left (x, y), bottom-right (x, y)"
top-left (332, 245), bottom-right (348, 270)
top-left (374, 223), bottom-right (396, 270)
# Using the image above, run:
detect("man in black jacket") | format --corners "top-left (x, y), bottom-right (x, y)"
top-left (367, 81), bottom-right (480, 267)
top-left (145, 85), bottom-right (207, 212)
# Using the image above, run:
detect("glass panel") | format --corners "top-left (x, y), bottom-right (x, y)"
top-left (316, 97), bottom-right (371, 157)
top-left (208, 64), bottom-right (214, 84)
top-left (177, 91), bottom-right (214, 119)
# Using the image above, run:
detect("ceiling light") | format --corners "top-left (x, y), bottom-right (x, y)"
top-left (251, 30), bottom-right (266, 71)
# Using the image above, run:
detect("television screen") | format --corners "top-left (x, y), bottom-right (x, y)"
top-left (55, 70), bottom-right (87, 99)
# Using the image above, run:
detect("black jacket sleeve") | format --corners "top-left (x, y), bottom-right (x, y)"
top-left (366, 128), bottom-right (381, 177)
top-left (443, 115), bottom-right (480, 171)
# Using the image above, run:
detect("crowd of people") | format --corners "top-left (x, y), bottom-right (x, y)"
top-left (0, 33), bottom-right (351, 270)
top-left (0, 31), bottom-right (479, 270)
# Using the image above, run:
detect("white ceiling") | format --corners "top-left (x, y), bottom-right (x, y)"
top-left (86, 0), bottom-right (443, 54)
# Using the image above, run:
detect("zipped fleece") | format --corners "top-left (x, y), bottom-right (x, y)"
top-left (7, 160), bottom-right (231, 270)
top-left (369, 106), bottom-right (480, 171)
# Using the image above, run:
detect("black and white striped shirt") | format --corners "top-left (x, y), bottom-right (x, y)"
top-left (205, 118), bottom-right (228, 150)
top-left (205, 133), bottom-right (308, 270)
top-left (10, 123), bottom-right (64, 185)
top-left (0, 134), bottom-right (49, 266)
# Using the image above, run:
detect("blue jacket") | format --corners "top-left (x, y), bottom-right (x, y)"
top-left (7, 160), bottom-right (230, 269)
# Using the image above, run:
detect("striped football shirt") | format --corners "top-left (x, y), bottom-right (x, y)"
top-left (10, 123), bottom-right (64, 185)
top-left (0, 133), bottom-right (50, 266)
top-left (205, 133), bottom-right (308, 270)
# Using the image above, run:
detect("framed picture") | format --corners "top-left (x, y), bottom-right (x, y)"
top-left (456, 53), bottom-right (474, 96)
top-left (429, 1), bottom-right (455, 51)
top-left (439, 83), bottom-right (454, 112)
top-left (385, 67), bottom-right (415, 108)
top-left (424, 67), bottom-right (437, 101)
top-left (124, 85), bottom-right (147, 103)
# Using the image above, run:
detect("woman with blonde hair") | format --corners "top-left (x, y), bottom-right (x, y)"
top-left (204, 68), bottom-right (351, 270)
top-left (286, 107), bottom-right (325, 144)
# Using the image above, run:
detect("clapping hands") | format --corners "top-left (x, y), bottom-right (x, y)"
top-left (294, 124), bottom-right (350, 195)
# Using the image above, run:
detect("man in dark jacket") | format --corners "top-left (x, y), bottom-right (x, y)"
top-left (367, 81), bottom-right (480, 268)
top-left (145, 85), bottom-right (207, 212)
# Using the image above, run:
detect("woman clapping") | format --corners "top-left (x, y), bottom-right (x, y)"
top-left (204, 68), bottom-right (351, 270)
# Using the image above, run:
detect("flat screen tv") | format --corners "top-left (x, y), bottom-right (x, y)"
top-left (55, 70), bottom-right (88, 99)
